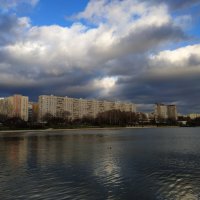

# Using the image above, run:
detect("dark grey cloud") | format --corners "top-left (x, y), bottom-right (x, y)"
top-left (0, 14), bottom-right (18, 45)
top-left (143, 0), bottom-right (200, 10)
top-left (0, 13), bottom-right (29, 46)
top-left (114, 23), bottom-right (186, 55)
top-left (107, 56), bottom-right (200, 114)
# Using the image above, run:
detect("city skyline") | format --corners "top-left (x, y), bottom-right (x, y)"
top-left (0, 93), bottom-right (179, 115)
top-left (0, 0), bottom-right (200, 114)
top-left (1, 93), bottom-right (200, 124)
top-left (1, 93), bottom-right (181, 123)
top-left (0, 92), bottom-right (198, 116)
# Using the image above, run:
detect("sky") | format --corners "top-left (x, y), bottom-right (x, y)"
top-left (0, 0), bottom-right (200, 114)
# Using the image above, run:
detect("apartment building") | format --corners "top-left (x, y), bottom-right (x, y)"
top-left (0, 95), bottom-right (29, 121)
top-left (39, 95), bottom-right (136, 121)
top-left (167, 105), bottom-right (178, 120)
top-left (39, 95), bottom-right (59, 119)
top-left (155, 103), bottom-right (177, 121)
top-left (188, 113), bottom-right (200, 119)
top-left (0, 98), bottom-right (8, 116)
top-left (155, 104), bottom-right (168, 119)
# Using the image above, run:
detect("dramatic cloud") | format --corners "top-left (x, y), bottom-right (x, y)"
top-left (0, 0), bottom-right (199, 113)
top-left (109, 44), bottom-right (200, 113)
top-left (0, 14), bottom-right (30, 45)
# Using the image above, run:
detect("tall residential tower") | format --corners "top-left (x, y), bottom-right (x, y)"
top-left (155, 103), bottom-right (177, 121)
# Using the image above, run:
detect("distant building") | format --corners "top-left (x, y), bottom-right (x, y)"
top-left (155, 103), bottom-right (177, 121)
top-left (167, 105), bottom-right (177, 120)
top-left (188, 113), bottom-right (200, 119)
top-left (38, 95), bottom-right (136, 121)
top-left (0, 98), bottom-right (8, 116)
top-left (28, 102), bottom-right (39, 122)
top-left (0, 98), bottom-right (14, 121)
top-left (155, 104), bottom-right (168, 119)
top-left (0, 95), bottom-right (29, 121)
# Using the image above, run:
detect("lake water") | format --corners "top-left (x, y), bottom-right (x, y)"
top-left (0, 128), bottom-right (200, 200)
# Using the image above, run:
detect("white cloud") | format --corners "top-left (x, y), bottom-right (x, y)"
top-left (150, 44), bottom-right (200, 69)
top-left (0, 0), bottom-right (194, 109)
top-left (1, 0), bottom-right (182, 75)
top-left (76, 0), bottom-right (171, 34)
top-left (98, 77), bottom-right (117, 89)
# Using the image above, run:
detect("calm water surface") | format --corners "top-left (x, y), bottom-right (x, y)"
top-left (0, 128), bottom-right (200, 200)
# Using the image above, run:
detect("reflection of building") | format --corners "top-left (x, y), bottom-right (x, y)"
top-left (0, 95), bottom-right (29, 121)
top-left (155, 103), bottom-right (177, 120)
top-left (1, 137), bottom-right (29, 167)
top-left (39, 95), bottom-right (136, 121)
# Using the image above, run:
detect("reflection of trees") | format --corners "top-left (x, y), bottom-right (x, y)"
top-left (36, 134), bottom-right (97, 165)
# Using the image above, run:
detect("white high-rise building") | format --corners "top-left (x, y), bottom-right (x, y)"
top-left (38, 95), bottom-right (136, 121)
top-left (188, 113), bottom-right (200, 119)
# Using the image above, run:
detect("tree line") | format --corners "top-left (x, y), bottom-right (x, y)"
top-left (0, 110), bottom-right (150, 129)
top-left (41, 110), bottom-right (150, 127)
top-left (2, 109), bottom-right (196, 130)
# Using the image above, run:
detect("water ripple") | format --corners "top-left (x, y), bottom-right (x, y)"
top-left (1, 128), bottom-right (200, 199)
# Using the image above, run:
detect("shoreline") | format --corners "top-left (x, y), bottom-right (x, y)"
top-left (0, 125), bottom-right (183, 134)
top-left (0, 127), bottom-right (127, 134)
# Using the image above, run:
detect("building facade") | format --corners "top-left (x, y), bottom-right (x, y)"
top-left (0, 95), bottom-right (29, 121)
top-left (155, 103), bottom-right (177, 121)
top-left (39, 95), bottom-right (136, 121)
top-left (0, 98), bottom-right (9, 116)
top-left (167, 105), bottom-right (178, 120)
top-left (188, 113), bottom-right (200, 119)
